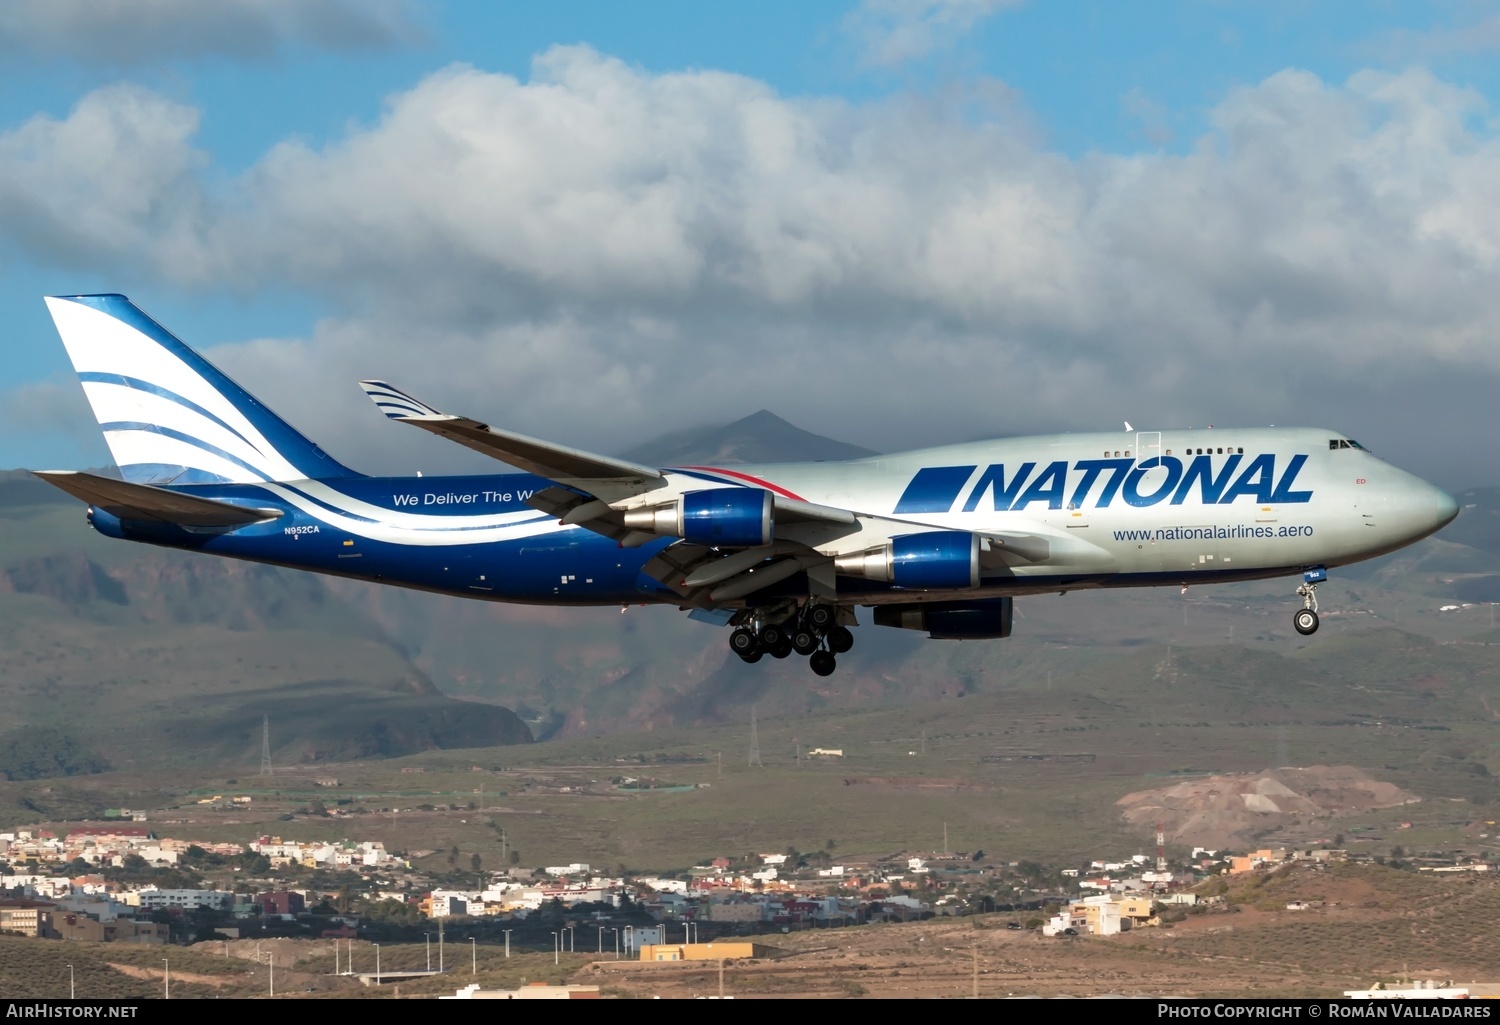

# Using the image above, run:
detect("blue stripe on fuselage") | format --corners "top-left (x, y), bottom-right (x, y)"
top-left (91, 478), bottom-right (676, 605)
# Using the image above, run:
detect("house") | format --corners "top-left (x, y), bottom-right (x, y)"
top-left (47, 912), bottom-right (169, 944)
top-left (429, 892), bottom-right (470, 918)
top-left (639, 942), bottom-right (778, 962)
top-left (137, 889), bottom-right (233, 912)
top-left (257, 891), bottom-right (306, 916)
top-left (444, 983), bottom-right (600, 999)
top-left (0, 900), bottom-right (56, 937)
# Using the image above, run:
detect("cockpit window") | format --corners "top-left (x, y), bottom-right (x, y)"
top-left (1329, 439), bottom-right (1365, 450)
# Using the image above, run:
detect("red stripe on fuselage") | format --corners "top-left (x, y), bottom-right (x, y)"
top-left (678, 466), bottom-right (806, 502)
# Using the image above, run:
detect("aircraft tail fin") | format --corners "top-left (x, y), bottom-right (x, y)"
top-left (44, 294), bottom-right (360, 485)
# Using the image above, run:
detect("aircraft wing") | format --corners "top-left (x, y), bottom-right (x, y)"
top-left (358, 381), bottom-right (664, 488)
top-left (32, 470), bottom-right (282, 527)
top-left (357, 381), bottom-right (1067, 593)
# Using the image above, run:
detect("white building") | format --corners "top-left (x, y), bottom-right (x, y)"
top-left (430, 891), bottom-right (474, 918)
top-left (626, 926), bottom-right (664, 952)
top-left (136, 888), bottom-right (234, 911)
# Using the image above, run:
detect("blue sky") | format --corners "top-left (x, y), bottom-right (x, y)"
top-left (4, 1), bottom-right (1500, 486)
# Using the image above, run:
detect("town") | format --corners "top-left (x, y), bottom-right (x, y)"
top-left (3, 816), bottom-right (1491, 964)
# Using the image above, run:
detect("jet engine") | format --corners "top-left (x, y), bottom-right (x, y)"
top-left (833, 531), bottom-right (979, 589)
top-left (873, 597), bottom-right (1013, 638)
top-left (623, 488), bottom-right (773, 547)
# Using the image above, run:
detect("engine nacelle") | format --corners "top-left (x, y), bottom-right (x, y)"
top-left (622, 488), bottom-right (772, 547)
top-left (834, 531), bottom-right (979, 589)
top-left (873, 597), bottom-right (1013, 639)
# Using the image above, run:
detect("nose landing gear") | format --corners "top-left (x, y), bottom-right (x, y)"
top-left (1293, 567), bottom-right (1326, 636)
top-left (728, 604), bottom-right (854, 673)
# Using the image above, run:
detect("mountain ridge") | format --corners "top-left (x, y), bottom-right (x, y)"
top-left (2, 419), bottom-right (1497, 766)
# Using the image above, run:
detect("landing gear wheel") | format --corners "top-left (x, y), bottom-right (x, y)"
top-left (769, 639), bottom-right (793, 659)
top-left (809, 650), bottom-right (837, 676)
top-left (792, 628), bottom-right (820, 656)
top-left (828, 625), bottom-right (854, 654)
top-left (1293, 609), bottom-right (1320, 636)
top-left (737, 649), bottom-right (763, 664)
top-left (729, 628), bottom-right (759, 656)
top-left (761, 623), bottom-right (788, 649)
top-left (807, 605), bottom-right (836, 630)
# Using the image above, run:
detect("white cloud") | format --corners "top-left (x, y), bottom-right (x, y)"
top-left (0, 85), bottom-right (211, 275)
top-left (843, 0), bottom-right (1022, 69)
top-left (1365, 13), bottom-right (1500, 62)
top-left (0, 0), bottom-right (423, 65)
top-left (6, 50), bottom-right (1500, 486)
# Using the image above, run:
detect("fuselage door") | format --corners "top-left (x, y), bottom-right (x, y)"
top-left (1136, 432), bottom-right (1162, 464)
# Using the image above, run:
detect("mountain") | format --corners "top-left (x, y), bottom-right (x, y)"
top-left (0, 473), bottom-right (532, 775)
top-left (4, 428), bottom-right (1499, 767)
top-left (619, 409), bottom-right (877, 466)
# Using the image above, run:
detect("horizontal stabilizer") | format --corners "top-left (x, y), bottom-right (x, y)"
top-left (31, 470), bottom-right (282, 527)
top-left (358, 380), bottom-right (663, 486)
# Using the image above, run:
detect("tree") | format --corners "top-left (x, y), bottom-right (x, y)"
top-left (508, 849), bottom-right (521, 866)
top-left (470, 852), bottom-right (483, 885)
top-left (447, 845), bottom-right (459, 869)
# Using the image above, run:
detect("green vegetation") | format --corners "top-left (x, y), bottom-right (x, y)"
top-left (0, 727), bottom-right (109, 781)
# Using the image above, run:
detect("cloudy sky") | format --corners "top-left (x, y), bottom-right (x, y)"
top-left (2, 0), bottom-right (1499, 489)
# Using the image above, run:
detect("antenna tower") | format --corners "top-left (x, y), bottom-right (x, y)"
top-left (259, 715), bottom-right (273, 776)
top-left (748, 706), bottom-right (762, 767)
top-left (1156, 821), bottom-right (1166, 873)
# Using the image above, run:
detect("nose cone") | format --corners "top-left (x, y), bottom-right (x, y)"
top-left (1390, 478), bottom-right (1459, 543)
top-left (1431, 485), bottom-right (1460, 532)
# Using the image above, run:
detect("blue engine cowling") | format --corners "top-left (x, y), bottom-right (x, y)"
top-left (679, 488), bottom-right (773, 547)
top-left (873, 597), bottom-right (1013, 638)
top-left (890, 531), bottom-right (978, 589)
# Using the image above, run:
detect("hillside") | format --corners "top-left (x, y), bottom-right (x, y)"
top-left (3, 423), bottom-right (1499, 767)
top-left (619, 408), bottom-right (877, 466)
top-left (0, 472), bottom-right (532, 774)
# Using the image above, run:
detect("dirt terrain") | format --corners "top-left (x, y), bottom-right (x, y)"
top-left (1117, 765), bottom-right (1421, 848)
top-left (579, 865), bottom-right (1500, 999)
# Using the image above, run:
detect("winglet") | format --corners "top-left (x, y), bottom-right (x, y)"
top-left (358, 380), bottom-right (452, 421)
top-left (357, 379), bottom-right (664, 486)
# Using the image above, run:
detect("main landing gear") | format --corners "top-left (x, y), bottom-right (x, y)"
top-left (1293, 566), bottom-right (1326, 636)
top-left (729, 604), bottom-right (854, 676)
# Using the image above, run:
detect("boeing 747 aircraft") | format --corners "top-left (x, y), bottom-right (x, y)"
top-left (32, 295), bottom-right (1459, 676)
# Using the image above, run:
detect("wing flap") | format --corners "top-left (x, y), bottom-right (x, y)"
top-left (32, 470), bottom-right (282, 527)
top-left (359, 381), bottom-right (664, 486)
